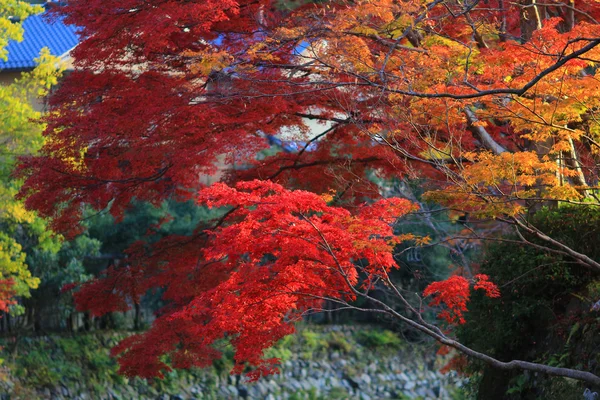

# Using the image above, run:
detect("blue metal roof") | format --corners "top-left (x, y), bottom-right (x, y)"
top-left (0, 12), bottom-right (80, 71)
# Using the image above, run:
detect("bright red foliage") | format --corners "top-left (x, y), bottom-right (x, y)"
top-left (76, 180), bottom-right (416, 378)
top-left (423, 274), bottom-right (500, 324)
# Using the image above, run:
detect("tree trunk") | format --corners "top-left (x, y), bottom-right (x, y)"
top-left (134, 302), bottom-right (141, 330)
top-left (83, 312), bottom-right (91, 332)
top-left (6, 313), bottom-right (12, 333)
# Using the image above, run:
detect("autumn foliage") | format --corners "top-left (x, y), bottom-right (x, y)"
top-left (15, 0), bottom-right (600, 385)
top-left (72, 181), bottom-right (416, 378)
top-left (424, 274), bottom-right (500, 324)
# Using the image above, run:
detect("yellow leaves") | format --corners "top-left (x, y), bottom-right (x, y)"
top-left (184, 49), bottom-right (234, 75)
top-left (424, 151), bottom-right (572, 217)
top-left (1, 196), bottom-right (36, 224)
top-left (544, 185), bottom-right (584, 201)
top-left (45, 135), bottom-right (88, 172)
top-left (0, 48), bottom-right (62, 172)
top-left (380, 14), bottom-right (414, 38)
top-left (351, 25), bottom-right (380, 37)
top-left (27, 48), bottom-right (65, 95)
top-left (273, 26), bottom-right (306, 41)
top-left (0, 233), bottom-right (41, 298)
top-left (414, 236), bottom-right (431, 246)
top-left (419, 146), bottom-right (453, 161)
top-left (424, 189), bottom-right (525, 218)
top-left (550, 140), bottom-right (572, 153)
top-left (386, 233), bottom-right (417, 246)
top-left (320, 189), bottom-right (336, 203)
top-left (0, 17), bottom-right (63, 310)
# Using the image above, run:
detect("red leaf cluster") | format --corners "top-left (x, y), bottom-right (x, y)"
top-left (423, 274), bottom-right (500, 325)
top-left (76, 181), bottom-right (416, 378)
top-left (0, 280), bottom-right (16, 314)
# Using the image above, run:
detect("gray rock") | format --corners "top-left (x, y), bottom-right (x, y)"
top-left (257, 381), bottom-right (269, 396)
top-left (404, 381), bottom-right (416, 390)
top-left (307, 377), bottom-right (319, 388)
top-left (329, 377), bottom-right (341, 387)
top-left (227, 384), bottom-right (238, 396)
top-left (416, 387), bottom-right (428, 398)
top-left (291, 379), bottom-right (303, 391)
top-left (341, 379), bottom-right (352, 391)
top-left (360, 373), bottom-right (372, 386)
top-left (247, 385), bottom-right (259, 397)
top-left (397, 372), bottom-right (409, 382)
top-left (404, 390), bottom-right (418, 399)
top-left (267, 379), bottom-right (280, 391)
top-left (317, 377), bottom-right (327, 389)
top-left (106, 388), bottom-right (120, 399)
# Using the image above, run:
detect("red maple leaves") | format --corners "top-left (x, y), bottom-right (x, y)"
top-left (423, 274), bottom-right (500, 325)
top-left (82, 180), bottom-right (418, 379)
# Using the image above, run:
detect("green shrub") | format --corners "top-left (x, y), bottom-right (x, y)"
top-left (356, 329), bottom-right (402, 349)
top-left (264, 344), bottom-right (293, 362)
top-left (302, 330), bottom-right (329, 352)
top-left (326, 331), bottom-right (353, 353)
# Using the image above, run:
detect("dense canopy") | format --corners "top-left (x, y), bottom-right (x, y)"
top-left (15, 0), bottom-right (600, 386)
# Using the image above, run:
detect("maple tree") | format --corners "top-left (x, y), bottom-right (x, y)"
top-left (16, 0), bottom-right (600, 386)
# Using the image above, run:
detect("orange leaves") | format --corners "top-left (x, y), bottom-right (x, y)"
top-left (544, 184), bottom-right (584, 201)
top-left (423, 274), bottom-right (499, 325)
top-left (463, 151), bottom-right (557, 187)
top-left (183, 49), bottom-right (234, 76)
top-left (424, 150), bottom-right (585, 217)
top-left (331, 0), bottom-right (399, 32)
